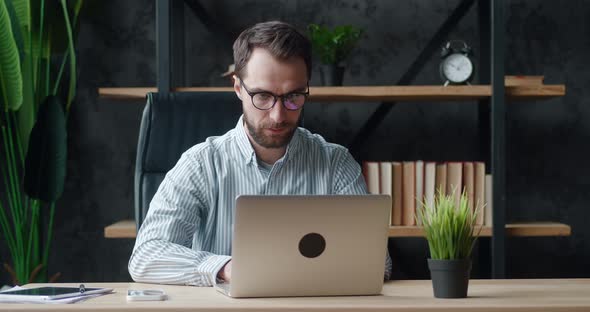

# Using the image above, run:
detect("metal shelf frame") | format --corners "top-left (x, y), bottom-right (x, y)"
top-left (154, 0), bottom-right (509, 278)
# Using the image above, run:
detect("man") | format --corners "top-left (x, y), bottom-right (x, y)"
top-left (128, 21), bottom-right (392, 287)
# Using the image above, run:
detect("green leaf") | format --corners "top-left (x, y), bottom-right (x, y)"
top-left (11, 0), bottom-right (34, 63)
top-left (44, 0), bottom-right (81, 54)
top-left (23, 95), bottom-right (67, 202)
top-left (4, 0), bottom-right (25, 61)
top-left (10, 0), bottom-right (31, 34)
top-left (59, 0), bottom-right (77, 111)
top-left (308, 23), bottom-right (363, 65)
top-left (0, 0), bottom-right (23, 111)
top-left (17, 55), bottom-right (35, 151)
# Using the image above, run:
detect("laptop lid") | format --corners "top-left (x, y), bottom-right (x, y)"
top-left (226, 195), bottom-right (390, 298)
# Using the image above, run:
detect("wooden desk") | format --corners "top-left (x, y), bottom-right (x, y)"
top-left (4, 279), bottom-right (589, 311)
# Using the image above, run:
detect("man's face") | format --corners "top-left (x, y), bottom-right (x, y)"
top-left (234, 48), bottom-right (308, 149)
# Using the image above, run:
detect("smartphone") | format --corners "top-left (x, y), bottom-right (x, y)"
top-left (126, 289), bottom-right (166, 301)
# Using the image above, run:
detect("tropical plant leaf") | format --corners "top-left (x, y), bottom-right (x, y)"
top-left (24, 95), bottom-right (67, 202)
top-left (10, 0), bottom-right (31, 33)
top-left (4, 0), bottom-right (25, 61)
top-left (46, 0), bottom-right (83, 54)
top-left (1, 0), bottom-right (83, 285)
top-left (0, 0), bottom-right (23, 111)
top-left (11, 0), bottom-right (34, 64)
top-left (10, 0), bottom-right (28, 23)
top-left (11, 2), bottom-right (45, 105)
top-left (17, 55), bottom-right (35, 152)
top-left (59, 0), bottom-right (76, 111)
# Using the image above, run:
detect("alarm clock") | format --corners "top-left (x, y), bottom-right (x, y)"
top-left (440, 40), bottom-right (474, 86)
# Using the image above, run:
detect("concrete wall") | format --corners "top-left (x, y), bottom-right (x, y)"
top-left (2, 0), bottom-right (587, 284)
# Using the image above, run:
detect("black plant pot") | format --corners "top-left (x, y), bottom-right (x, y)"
top-left (320, 64), bottom-right (345, 86)
top-left (427, 258), bottom-right (472, 298)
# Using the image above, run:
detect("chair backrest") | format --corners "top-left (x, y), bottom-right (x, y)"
top-left (134, 92), bottom-right (242, 230)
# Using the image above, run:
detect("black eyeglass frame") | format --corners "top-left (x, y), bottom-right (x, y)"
top-left (239, 78), bottom-right (310, 111)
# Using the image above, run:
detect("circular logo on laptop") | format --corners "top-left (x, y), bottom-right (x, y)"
top-left (298, 233), bottom-right (326, 258)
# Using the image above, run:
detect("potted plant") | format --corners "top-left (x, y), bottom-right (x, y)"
top-left (418, 188), bottom-right (482, 298)
top-left (307, 23), bottom-right (363, 86)
top-left (0, 0), bottom-right (83, 285)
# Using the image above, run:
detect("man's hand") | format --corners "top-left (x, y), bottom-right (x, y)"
top-left (217, 260), bottom-right (232, 282)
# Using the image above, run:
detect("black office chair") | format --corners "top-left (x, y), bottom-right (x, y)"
top-left (134, 92), bottom-right (242, 230)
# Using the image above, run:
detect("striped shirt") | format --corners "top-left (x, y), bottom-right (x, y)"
top-left (128, 116), bottom-right (392, 286)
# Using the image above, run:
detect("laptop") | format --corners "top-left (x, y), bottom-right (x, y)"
top-left (215, 194), bottom-right (390, 298)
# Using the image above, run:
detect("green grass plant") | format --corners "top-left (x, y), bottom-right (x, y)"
top-left (418, 187), bottom-right (482, 260)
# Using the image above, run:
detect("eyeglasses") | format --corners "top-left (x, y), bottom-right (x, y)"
top-left (239, 79), bottom-right (309, 111)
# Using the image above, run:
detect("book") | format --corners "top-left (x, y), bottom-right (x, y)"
top-left (447, 162), bottom-right (463, 209)
top-left (415, 160), bottom-right (424, 225)
top-left (379, 162), bottom-right (392, 195)
top-left (435, 163), bottom-right (447, 197)
top-left (379, 162), bottom-right (393, 224)
top-left (474, 162), bottom-right (486, 225)
top-left (463, 162), bottom-right (475, 213)
top-left (485, 174), bottom-right (493, 226)
top-left (363, 162), bottom-right (380, 195)
top-left (402, 161), bottom-right (416, 225)
top-left (392, 162), bottom-right (403, 226)
top-left (424, 162), bottom-right (436, 211)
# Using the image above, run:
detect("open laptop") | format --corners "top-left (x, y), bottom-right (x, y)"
top-left (215, 194), bottom-right (390, 298)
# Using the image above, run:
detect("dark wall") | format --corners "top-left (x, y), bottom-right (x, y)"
top-left (2, 0), bottom-right (588, 284)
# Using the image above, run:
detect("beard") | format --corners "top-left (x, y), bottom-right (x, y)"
top-left (243, 112), bottom-right (298, 149)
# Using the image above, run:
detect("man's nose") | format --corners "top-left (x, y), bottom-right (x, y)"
top-left (269, 97), bottom-right (287, 123)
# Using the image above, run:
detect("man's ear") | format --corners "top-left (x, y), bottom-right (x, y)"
top-left (233, 75), bottom-right (242, 100)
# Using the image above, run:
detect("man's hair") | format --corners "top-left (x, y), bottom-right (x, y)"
top-left (233, 21), bottom-right (312, 80)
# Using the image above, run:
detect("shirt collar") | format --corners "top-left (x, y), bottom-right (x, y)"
top-left (234, 115), bottom-right (302, 165)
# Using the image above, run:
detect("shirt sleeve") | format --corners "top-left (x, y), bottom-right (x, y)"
top-left (331, 148), bottom-right (392, 280)
top-left (331, 148), bottom-right (369, 195)
top-left (128, 152), bottom-right (230, 287)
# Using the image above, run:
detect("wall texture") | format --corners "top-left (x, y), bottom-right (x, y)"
top-left (2, 0), bottom-right (588, 284)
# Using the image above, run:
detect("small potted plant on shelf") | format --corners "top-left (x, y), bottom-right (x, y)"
top-left (307, 23), bottom-right (363, 86)
top-left (418, 188), bottom-right (482, 298)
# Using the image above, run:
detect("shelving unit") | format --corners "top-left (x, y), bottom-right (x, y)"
top-left (104, 219), bottom-right (570, 239)
top-left (101, 0), bottom-right (570, 279)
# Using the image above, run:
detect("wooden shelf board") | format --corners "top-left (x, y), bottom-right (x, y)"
top-left (98, 87), bottom-right (231, 100)
top-left (98, 84), bottom-right (565, 102)
top-left (389, 222), bottom-right (571, 237)
top-left (104, 219), bottom-right (136, 238)
top-left (104, 220), bottom-right (570, 239)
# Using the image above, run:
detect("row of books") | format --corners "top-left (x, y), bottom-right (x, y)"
top-left (362, 161), bottom-right (493, 226)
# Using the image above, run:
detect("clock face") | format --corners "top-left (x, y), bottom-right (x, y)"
top-left (442, 53), bottom-right (473, 83)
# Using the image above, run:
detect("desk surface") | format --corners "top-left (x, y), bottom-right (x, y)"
top-left (3, 279), bottom-right (590, 311)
